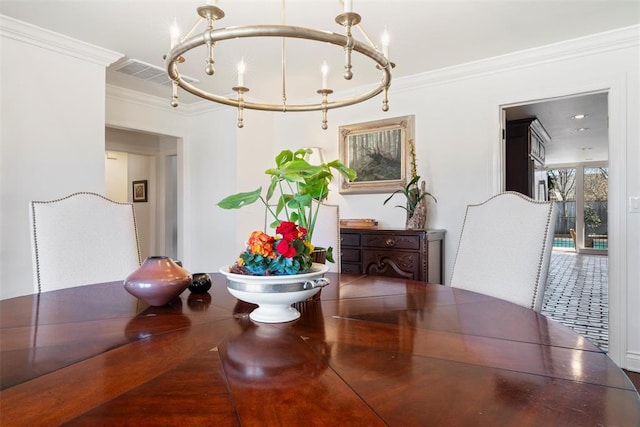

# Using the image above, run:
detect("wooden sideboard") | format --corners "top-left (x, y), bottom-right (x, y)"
top-left (340, 228), bottom-right (445, 284)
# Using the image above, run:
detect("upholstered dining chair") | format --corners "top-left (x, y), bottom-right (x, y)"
top-left (449, 191), bottom-right (557, 312)
top-left (309, 200), bottom-right (340, 273)
top-left (264, 200), bottom-right (341, 273)
top-left (29, 192), bottom-right (142, 293)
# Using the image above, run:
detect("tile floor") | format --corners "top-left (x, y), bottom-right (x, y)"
top-left (541, 250), bottom-right (609, 351)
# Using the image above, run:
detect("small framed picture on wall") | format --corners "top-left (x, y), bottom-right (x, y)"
top-left (132, 180), bottom-right (148, 203)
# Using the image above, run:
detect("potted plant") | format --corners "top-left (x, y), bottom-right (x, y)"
top-left (383, 175), bottom-right (436, 230)
top-left (218, 148), bottom-right (356, 272)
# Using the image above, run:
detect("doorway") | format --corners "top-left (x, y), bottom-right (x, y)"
top-left (502, 92), bottom-right (609, 246)
top-left (104, 127), bottom-right (179, 261)
top-left (502, 92), bottom-right (609, 351)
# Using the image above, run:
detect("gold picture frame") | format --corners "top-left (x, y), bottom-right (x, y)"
top-left (339, 115), bottom-right (414, 194)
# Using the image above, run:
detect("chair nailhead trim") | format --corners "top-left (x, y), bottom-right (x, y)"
top-left (30, 192), bottom-right (142, 293)
top-left (449, 191), bottom-right (555, 310)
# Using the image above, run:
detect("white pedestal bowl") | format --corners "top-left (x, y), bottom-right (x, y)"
top-left (220, 263), bottom-right (330, 323)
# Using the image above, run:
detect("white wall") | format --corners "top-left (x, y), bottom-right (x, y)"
top-left (105, 151), bottom-right (128, 202)
top-left (163, 153), bottom-right (178, 260)
top-left (0, 16), bottom-right (121, 300)
top-left (234, 110), bottom-right (277, 253)
top-left (184, 107), bottom-right (239, 274)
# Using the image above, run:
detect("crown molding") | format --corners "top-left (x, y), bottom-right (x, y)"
top-left (0, 14), bottom-right (122, 67)
top-left (105, 84), bottom-right (229, 117)
top-left (106, 84), bottom-right (192, 117)
top-left (187, 99), bottom-right (230, 116)
top-left (392, 25), bottom-right (640, 93)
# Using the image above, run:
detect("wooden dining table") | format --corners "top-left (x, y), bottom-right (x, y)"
top-left (1, 272), bottom-right (639, 426)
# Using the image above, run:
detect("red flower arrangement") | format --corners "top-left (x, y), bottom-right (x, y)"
top-left (230, 221), bottom-right (314, 275)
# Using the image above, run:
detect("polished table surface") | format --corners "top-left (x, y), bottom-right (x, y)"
top-left (1, 273), bottom-right (639, 426)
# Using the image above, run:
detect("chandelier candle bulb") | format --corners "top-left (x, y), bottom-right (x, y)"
top-left (321, 61), bottom-right (328, 89)
top-left (237, 60), bottom-right (245, 87)
top-left (344, 0), bottom-right (353, 13)
top-left (170, 18), bottom-right (180, 48)
top-left (382, 29), bottom-right (390, 58)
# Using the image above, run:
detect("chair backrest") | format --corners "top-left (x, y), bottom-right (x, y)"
top-left (264, 200), bottom-right (340, 273)
top-left (309, 200), bottom-right (340, 273)
top-left (450, 192), bottom-right (556, 311)
top-left (29, 192), bottom-right (142, 293)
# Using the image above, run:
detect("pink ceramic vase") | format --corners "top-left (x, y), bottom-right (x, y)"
top-left (124, 256), bottom-right (192, 306)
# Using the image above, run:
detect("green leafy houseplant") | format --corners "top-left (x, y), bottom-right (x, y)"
top-left (217, 148), bottom-right (356, 264)
top-left (383, 175), bottom-right (436, 226)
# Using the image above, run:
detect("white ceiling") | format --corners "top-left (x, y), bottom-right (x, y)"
top-left (2, 0), bottom-right (638, 164)
top-left (506, 92), bottom-right (609, 166)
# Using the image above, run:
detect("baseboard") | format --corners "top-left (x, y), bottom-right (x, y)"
top-left (625, 351), bottom-right (640, 373)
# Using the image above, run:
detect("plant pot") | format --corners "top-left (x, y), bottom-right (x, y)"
top-left (311, 247), bottom-right (327, 264)
top-left (309, 247), bottom-right (329, 301)
top-left (406, 200), bottom-right (427, 230)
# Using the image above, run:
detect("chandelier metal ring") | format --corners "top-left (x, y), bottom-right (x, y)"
top-left (165, 24), bottom-right (392, 113)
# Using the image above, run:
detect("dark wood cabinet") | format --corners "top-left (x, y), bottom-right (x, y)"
top-left (340, 228), bottom-right (445, 284)
top-left (505, 118), bottom-right (550, 197)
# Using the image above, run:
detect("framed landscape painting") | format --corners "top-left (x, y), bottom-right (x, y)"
top-left (338, 115), bottom-right (414, 194)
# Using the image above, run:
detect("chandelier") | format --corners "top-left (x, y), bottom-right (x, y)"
top-left (164, 0), bottom-right (393, 129)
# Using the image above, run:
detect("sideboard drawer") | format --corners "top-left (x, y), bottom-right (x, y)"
top-left (341, 248), bottom-right (361, 263)
top-left (341, 233), bottom-right (361, 247)
top-left (362, 234), bottom-right (420, 250)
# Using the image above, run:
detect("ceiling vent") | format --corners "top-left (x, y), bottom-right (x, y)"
top-left (111, 59), bottom-right (198, 87)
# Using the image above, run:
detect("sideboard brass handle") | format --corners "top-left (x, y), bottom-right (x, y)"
top-left (385, 238), bottom-right (395, 247)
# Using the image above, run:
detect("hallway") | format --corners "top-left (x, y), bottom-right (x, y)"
top-left (542, 251), bottom-right (608, 351)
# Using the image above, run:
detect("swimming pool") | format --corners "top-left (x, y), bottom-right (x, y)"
top-left (553, 237), bottom-right (608, 249)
